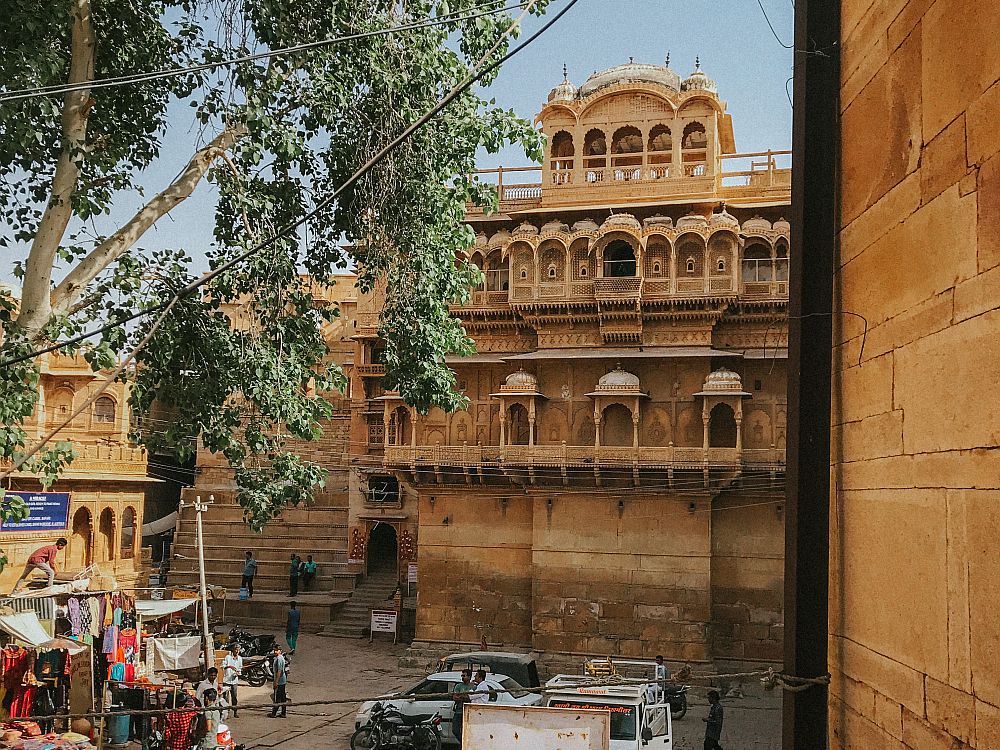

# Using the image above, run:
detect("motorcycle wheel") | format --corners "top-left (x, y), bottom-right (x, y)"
top-left (412, 726), bottom-right (442, 750)
top-left (244, 670), bottom-right (267, 688)
top-left (670, 693), bottom-right (688, 720)
top-left (349, 727), bottom-right (378, 750)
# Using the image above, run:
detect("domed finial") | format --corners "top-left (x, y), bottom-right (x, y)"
top-left (665, 51), bottom-right (671, 67)
top-left (562, 63), bottom-right (568, 80)
top-left (695, 56), bottom-right (701, 70)
top-left (629, 56), bottom-right (634, 64)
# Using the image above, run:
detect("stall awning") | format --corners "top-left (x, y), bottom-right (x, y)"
top-left (142, 511), bottom-right (178, 537)
top-left (0, 612), bottom-right (51, 647)
top-left (135, 599), bottom-right (197, 619)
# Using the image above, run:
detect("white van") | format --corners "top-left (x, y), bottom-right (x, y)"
top-left (543, 675), bottom-right (673, 750)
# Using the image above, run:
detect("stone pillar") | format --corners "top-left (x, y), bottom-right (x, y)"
top-left (632, 405), bottom-right (640, 451)
top-left (672, 120), bottom-right (684, 176)
top-left (499, 406), bottom-right (507, 447)
top-left (528, 400), bottom-right (536, 447)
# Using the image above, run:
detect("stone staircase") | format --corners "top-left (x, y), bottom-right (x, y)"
top-left (171, 491), bottom-right (361, 629)
top-left (320, 570), bottom-right (399, 638)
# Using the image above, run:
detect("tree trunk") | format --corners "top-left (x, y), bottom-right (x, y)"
top-left (15, 0), bottom-right (95, 338)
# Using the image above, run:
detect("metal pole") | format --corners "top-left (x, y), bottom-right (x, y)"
top-left (192, 495), bottom-right (214, 673)
top-left (784, 0), bottom-right (839, 747)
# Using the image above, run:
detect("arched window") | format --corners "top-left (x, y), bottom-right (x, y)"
top-left (120, 507), bottom-right (137, 559)
top-left (742, 244), bottom-right (773, 282)
top-left (579, 265), bottom-right (588, 277)
top-left (682, 122), bottom-right (708, 149)
top-left (584, 129), bottom-right (607, 156)
top-left (717, 258), bottom-right (726, 272)
top-left (648, 124), bottom-right (672, 153)
top-left (483, 250), bottom-right (508, 292)
top-left (539, 243), bottom-right (566, 283)
top-left (601, 404), bottom-right (634, 446)
top-left (507, 404), bottom-right (530, 445)
top-left (709, 403), bottom-right (738, 448)
top-left (603, 240), bottom-right (637, 278)
top-left (388, 407), bottom-right (412, 446)
top-left (70, 508), bottom-right (92, 570)
top-left (653, 263), bottom-right (661, 275)
top-left (686, 258), bottom-right (696, 274)
top-left (48, 388), bottom-right (74, 426)
top-left (611, 126), bottom-right (642, 155)
top-left (775, 240), bottom-right (789, 281)
top-left (93, 396), bottom-right (116, 425)
top-left (98, 508), bottom-right (115, 562)
top-left (551, 130), bottom-right (575, 158)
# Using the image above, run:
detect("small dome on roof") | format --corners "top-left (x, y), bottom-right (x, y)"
top-left (572, 218), bottom-right (600, 232)
top-left (676, 212), bottom-right (709, 229)
top-left (541, 219), bottom-right (570, 234)
top-left (773, 217), bottom-right (790, 235)
top-left (602, 213), bottom-right (641, 230)
top-left (488, 229), bottom-right (510, 247)
top-left (597, 366), bottom-right (641, 390)
top-left (643, 214), bottom-right (674, 228)
top-left (741, 216), bottom-right (773, 234)
top-left (504, 369), bottom-right (538, 390)
top-left (513, 221), bottom-right (539, 236)
top-left (474, 233), bottom-right (488, 247)
top-left (548, 65), bottom-right (577, 102)
top-left (710, 208), bottom-right (739, 229)
top-left (681, 58), bottom-right (718, 94)
top-left (579, 58), bottom-right (682, 97)
top-left (701, 367), bottom-right (744, 392)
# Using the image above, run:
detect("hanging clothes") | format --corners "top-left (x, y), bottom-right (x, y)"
top-left (103, 594), bottom-right (114, 628)
top-left (8, 686), bottom-right (37, 719)
top-left (87, 597), bottom-right (101, 636)
top-left (103, 625), bottom-right (119, 655)
top-left (2, 647), bottom-right (31, 693)
top-left (67, 599), bottom-right (82, 636)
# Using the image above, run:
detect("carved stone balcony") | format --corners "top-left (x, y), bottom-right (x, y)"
top-left (383, 443), bottom-right (784, 471)
top-left (354, 364), bottom-right (386, 378)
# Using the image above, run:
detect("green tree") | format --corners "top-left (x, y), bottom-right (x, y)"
top-left (0, 0), bottom-right (546, 529)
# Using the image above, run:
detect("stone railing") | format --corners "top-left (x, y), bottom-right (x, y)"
top-left (383, 443), bottom-right (785, 469)
top-left (1, 444), bottom-right (149, 477)
top-left (354, 364), bottom-right (385, 377)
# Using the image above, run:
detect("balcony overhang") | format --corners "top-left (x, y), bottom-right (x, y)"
top-left (503, 346), bottom-right (738, 361)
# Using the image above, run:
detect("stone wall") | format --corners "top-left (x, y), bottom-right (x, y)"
top-left (832, 1), bottom-right (1000, 746)
top-left (414, 487), bottom-right (783, 662)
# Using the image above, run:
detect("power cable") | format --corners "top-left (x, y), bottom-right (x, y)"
top-left (0, 1), bottom-right (531, 103)
top-left (1, 0), bottom-right (582, 369)
top-left (756, 0), bottom-right (792, 49)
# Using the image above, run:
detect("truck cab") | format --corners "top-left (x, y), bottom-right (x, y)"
top-left (543, 675), bottom-right (672, 750)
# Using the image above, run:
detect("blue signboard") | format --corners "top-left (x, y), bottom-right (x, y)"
top-left (1, 492), bottom-right (71, 532)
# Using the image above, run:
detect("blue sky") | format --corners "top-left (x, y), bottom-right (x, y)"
top-left (1, 0), bottom-right (793, 285)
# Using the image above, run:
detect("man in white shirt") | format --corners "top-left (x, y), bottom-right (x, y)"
top-left (470, 670), bottom-right (491, 705)
top-left (196, 667), bottom-right (219, 704)
top-left (221, 644), bottom-right (244, 718)
top-left (654, 655), bottom-right (670, 703)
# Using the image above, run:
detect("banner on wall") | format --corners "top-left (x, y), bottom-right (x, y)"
top-left (0, 492), bottom-right (71, 531)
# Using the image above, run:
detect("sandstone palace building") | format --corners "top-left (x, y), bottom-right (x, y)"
top-left (346, 60), bottom-right (792, 664)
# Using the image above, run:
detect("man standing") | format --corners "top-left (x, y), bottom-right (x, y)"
top-left (268, 644), bottom-right (288, 719)
top-left (654, 655), bottom-right (670, 703)
top-left (11, 538), bottom-right (67, 593)
top-left (221, 643), bottom-right (243, 718)
top-left (286, 601), bottom-right (301, 654)
top-left (301, 555), bottom-right (317, 590)
top-left (195, 667), bottom-right (219, 704)
top-left (470, 670), bottom-right (491, 705)
top-left (703, 690), bottom-right (724, 750)
top-left (288, 554), bottom-right (301, 597)
top-left (451, 669), bottom-right (473, 743)
top-left (241, 551), bottom-right (257, 599)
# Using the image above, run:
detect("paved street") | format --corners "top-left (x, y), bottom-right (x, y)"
top-left (222, 633), bottom-right (781, 749)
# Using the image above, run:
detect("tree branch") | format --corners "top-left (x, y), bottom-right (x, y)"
top-left (50, 124), bottom-right (247, 317)
top-left (15, 0), bottom-right (95, 338)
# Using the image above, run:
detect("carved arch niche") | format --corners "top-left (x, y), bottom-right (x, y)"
top-left (641, 406), bottom-right (673, 446)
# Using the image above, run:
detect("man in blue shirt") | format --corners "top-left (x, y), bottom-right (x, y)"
top-left (286, 601), bottom-right (301, 654)
top-left (241, 551), bottom-right (258, 598)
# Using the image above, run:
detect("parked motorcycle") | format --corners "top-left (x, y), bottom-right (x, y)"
top-left (350, 701), bottom-right (442, 750)
top-left (241, 651), bottom-right (292, 688)
top-left (217, 626), bottom-right (276, 657)
top-left (664, 684), bottom-right (690, 720)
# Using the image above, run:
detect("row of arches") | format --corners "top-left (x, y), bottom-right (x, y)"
top-left (552, 122), bottom-right (707, 159)
top-left (470, 234), bottom-right (788, 284)
top-left (68, 506), bottom-right (138, 570)
top-left (45, 388), bottom-right (120, 429)
top-left (384, 403), bottom-right (784, 450)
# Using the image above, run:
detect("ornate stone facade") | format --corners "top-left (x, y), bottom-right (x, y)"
top-left (348, 60), bottom-right (790, 663)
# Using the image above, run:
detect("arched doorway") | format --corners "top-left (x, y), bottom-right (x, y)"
top-left (367, 523), bottom-right (398, 579)
top-left (709, 403), bottom-right (738, 448)
top-left (507, 404), bottom-right (530, 445)
top-left (388, 407), bottom-right (412, 446)
top-left (601, 404), bottom-right (634, 446)
top-left (70, 508), bottom-right (92, 570)
top-left (98, 508), bottom-right (115, 562)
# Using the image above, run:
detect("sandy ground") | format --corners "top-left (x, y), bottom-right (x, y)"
top-left (218, 633), bottom-right (781, 750)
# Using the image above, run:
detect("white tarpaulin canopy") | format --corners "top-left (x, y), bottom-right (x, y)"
top-left (135, 599), bottom-right (197, 619)
top-left (148, 635), bottom-right (202, 671)
top-left (0, 611), bottom-right (52, 647)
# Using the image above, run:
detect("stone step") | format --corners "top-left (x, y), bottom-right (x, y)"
top-left (177, 505), bottom-right (349, 524)
top-left (168, 569), bottom-right (358, 593)
top-left (171, 545), bottom-right (348, 567)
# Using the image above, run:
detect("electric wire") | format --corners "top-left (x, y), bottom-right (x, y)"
top-left (1, 0), bottom-right (582, 369)
top-left (0, 1), bottom-right (532, 103)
